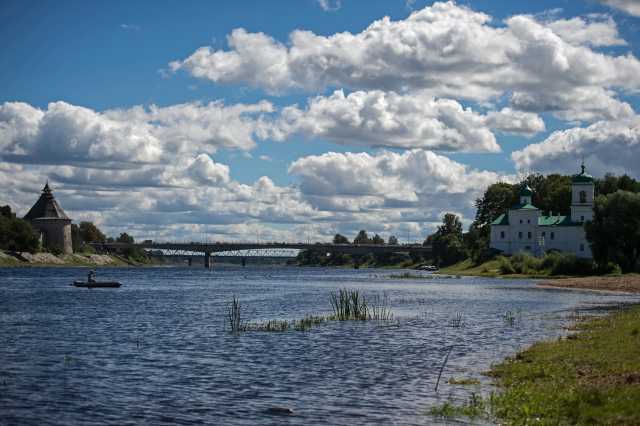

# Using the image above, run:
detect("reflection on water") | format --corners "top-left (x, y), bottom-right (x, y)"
top-left (0, 266), bottom-right (636, 425)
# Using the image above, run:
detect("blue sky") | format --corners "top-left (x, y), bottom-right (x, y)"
top-left (1, 0), bottom-right (639, 241)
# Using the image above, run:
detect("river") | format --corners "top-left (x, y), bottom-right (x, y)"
top-left (1, 266), bottom-right (636, 425)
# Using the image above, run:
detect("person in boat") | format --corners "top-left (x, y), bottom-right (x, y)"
top-left (88, 270), bottom-right (96, 283)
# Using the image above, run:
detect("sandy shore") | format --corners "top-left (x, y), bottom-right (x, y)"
top-left (541, 275), bottom-right (640, 293)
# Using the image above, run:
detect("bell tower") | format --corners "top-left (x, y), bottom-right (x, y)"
top-left (570, 162), bottom-right (594, 223)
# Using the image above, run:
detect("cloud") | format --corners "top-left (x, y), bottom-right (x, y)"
top-left (273, 89), bottom-right (512, 152)
top-left (317, 0), bottom-right (341, 12)
top-left (288, 149), bottom-right (513, 225)
top-left (169, 1), bottom-right (639, 123)
top-left (545, 15), bottom-right (626, 47)
top-left (599, 0), bottom-right (640, 17)
top-left (0, 100), bottom-right (274, 167)
top-left (120, 24), bottom-right (141, 31)
top-left (511, 115), bottom-right (640, 178)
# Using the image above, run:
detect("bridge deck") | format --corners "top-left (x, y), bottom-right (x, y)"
top-left (91, 241), bottom-right (432, 255)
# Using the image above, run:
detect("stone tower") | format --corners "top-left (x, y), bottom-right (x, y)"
top-left (23, 183), bottom-right (73, 254)
top-left (570, 162), bottom-right (595, 224)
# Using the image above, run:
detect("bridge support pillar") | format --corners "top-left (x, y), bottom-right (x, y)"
top-left (204, 252), bottom-right (212, 269)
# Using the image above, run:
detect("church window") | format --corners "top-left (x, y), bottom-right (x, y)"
top-left (519, 219), bottom-right (522, 224)
top-left (527, 231), bottom-right (532, 239)
top-left (550, 232), bottom-right (555, 240)
top-left (518, 232), bottom-right (522, 239)
top-left (580, 243), bottom-right (584, 252)
top-left (580, 216), bottom-right (584, 222)
top-left (541, 232), bottom-right (546, 237)
top-left (500, 231), bottom-right (505, 239)
top-left (527, 219), bottom-right (530, 224)
top-left (579, 190), bottom-right (586, 203)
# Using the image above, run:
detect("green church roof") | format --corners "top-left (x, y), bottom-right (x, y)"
top-left (511, 202), bottom-right (539, 210)
top-left (491, 213), bottom-right (509, 226)
top-left (538, 215), bottom-right (582, 227)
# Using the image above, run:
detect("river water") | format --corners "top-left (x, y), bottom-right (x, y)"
top-left (1, 266), bottom-right (636, 425)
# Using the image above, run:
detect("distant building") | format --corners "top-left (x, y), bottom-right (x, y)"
top-left (23, 183), bottom-right (73, 254)
top-left (490, 164), bottom-right (594, 258)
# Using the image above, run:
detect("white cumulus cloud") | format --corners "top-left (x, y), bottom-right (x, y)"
top-left (169, 1), bottom-right (639, 123)
top-left (512, 116), bottom-right (640, 178)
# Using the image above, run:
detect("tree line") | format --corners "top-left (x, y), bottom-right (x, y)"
top-left (428, 173), bottom-right (640, 273)
top-left (0, 208), bottom-right (146, 261)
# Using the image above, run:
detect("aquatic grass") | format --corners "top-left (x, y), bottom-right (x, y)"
top-left (227, 289), bottom-right (393, 334)
top-left (448, 377), bottom-right (480, 385)
top-left (368, 293), bottom-right (394, 321)
top-left (502, 309), bottom-right (522, 327)
top-left (450, 312), bottom-right (464, 328)
top-left (227, 296), bottom-right (244, 334)
top-left (328, 289), bottom-right (394, 321)
top-left (428, 392), bottom-right (489, 420)
top-left (329, 288), bottom-right (369, 320)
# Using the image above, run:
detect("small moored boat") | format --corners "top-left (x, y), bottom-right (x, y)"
top-left (72, 281), bottom-right (121, 288)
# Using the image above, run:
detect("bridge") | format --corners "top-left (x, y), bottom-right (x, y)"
top-left (91, 241), bottom-right (432, 268)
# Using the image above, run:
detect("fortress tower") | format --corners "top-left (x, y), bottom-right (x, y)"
top-left (23, 183), bottom-right (73, 254)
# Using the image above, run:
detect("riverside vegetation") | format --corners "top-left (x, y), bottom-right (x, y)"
top-left (429, 304), bottom-right (640, 424)
top-left (226, 289), bottom-right (394, 334)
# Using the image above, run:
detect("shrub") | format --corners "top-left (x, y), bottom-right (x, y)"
top-left (497, 256), bottom-right (515, 274)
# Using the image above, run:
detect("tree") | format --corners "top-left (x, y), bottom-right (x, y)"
top-left (79, 221), bottom-right (106, 243)
top-left (116, 232), bottom-right (134, 244)
top-left (0, 207), bottom-right (39, 253)
top-left (429, 213), bottom-right (467, 266)
top-left (1, 205), bottom-right (14, 218)
top-left (388, 235), bottom-right (399, 245)
top-left (585, 190), bottom-right (640, 272)
top-left (595, 174), bottom-right (640, 196)
top-left (371, 234), bottom-right (385, 245)
top-left (333, 233), bottom-right (350, 244)
top-left (474, 183), bottom-right (518, 231)
top-left (353, 230), bottom-right (371, 244)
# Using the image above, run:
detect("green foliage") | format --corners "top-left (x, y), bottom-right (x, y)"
top-left (332, 233), bottom-right (349, 244)
top-left (496, 252), bottom-right (596, 276)
top-left (585, 190), bottom-right (640, 272)
top-left (595, 173), bottom-right (640, 195)
top-left (353, 229), bottom-right (371, 244)
top-left (428, 213), bottom-right (468, 266)
top-left (0, 205), bottom-right (39, 253)
top-left (487, 305), bottom-right (640, 425)
top-left (388, 235), bottom-right (399, 245)
top-left (78, 221), bottom-right (106, 243)
top-left (116, 232), bottom-right (134, 244)
top-left (328, 288), bottom-right (393, 321)
top-left (371, 233), bottom-right (384, 245)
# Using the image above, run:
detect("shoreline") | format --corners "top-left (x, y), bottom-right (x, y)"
top-left (539, 274), bottom-right (640, 293)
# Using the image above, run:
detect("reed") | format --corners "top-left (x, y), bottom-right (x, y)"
top-left (368, 293), bottom-right (394, 321)
top-left (227, 296), bottom-right (244, 334)
top-left (329, 288), bottom-right (369, 320)
top-left (329, 288), bottom-right (393, 321)
top-left (450, 312), bottom-right (464, 328)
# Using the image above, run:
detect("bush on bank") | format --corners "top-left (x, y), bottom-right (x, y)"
top-left (495, 252), bottom-right (620, 276)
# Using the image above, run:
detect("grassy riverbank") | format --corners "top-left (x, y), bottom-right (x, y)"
top-left (430, 304), bottom-right (640, 424)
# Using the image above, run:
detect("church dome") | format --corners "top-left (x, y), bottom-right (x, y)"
top-left (519, 184), bottom-right (533, 196)
top-left (571, 162), bottom-right (594, 183)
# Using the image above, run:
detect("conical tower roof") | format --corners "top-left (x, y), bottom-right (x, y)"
top-left (23, 182), bottom-right (70, 221)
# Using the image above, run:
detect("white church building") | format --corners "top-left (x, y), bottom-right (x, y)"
top-left (490, 164), bottom-right (594, 258)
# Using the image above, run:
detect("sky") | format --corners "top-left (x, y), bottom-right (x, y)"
top-left (1, 0), bottom-right (639, 243)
